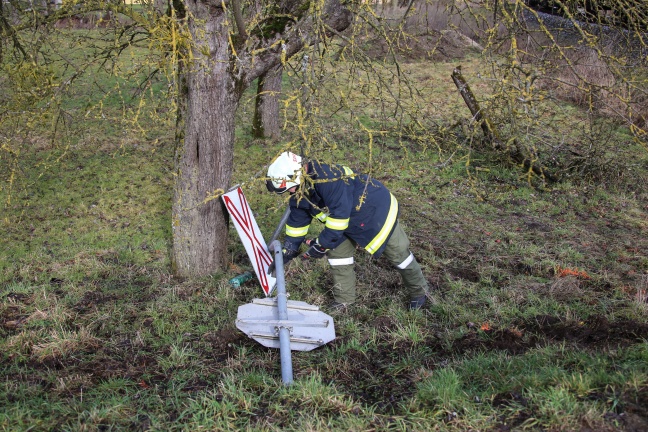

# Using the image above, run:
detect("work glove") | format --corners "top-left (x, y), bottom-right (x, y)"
top-left (302, 239), bottom-right (328, 260)
top-left (267, 246), bottom-right (299, 275)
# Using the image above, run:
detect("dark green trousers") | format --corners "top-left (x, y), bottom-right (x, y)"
top-left (327, 221), bottom-right (429, 305)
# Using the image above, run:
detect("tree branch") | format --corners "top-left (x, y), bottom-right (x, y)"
top-left (0, 3), bottom-right (28, 60)
top-left (242, 0), bottom-right (352, 86)
top-left (231, 0), bottom-right (248, 42)
top-left (451, 67), bottom-right (558, 183)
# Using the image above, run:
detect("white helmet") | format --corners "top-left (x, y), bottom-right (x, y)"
top-left (266, 152), bottom-right (303, 194)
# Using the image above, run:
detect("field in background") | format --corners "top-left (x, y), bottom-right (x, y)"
top-left (2, 17), bottom-right (648, 432)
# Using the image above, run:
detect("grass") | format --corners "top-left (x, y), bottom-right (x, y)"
top-left (2, 22), bottom-right (648, 432)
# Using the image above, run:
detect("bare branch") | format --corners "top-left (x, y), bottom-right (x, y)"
top-left (242, 0), bottom-right (353, 86)
top-left (231, 0), bottom-right (248, 42)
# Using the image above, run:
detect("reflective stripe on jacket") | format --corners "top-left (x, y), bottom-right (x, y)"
top-left (285, 161), bottom-right (399, 257)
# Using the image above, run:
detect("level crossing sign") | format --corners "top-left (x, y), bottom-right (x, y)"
top-left (222, 187), bottom-right (276, 296)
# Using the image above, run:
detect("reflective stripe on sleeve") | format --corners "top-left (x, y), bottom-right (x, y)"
top-left (328, 257), bottom-right (354, 266)
top-left (343, 166), bottom-right (355, 177)
top-left (365, 193), bottom-right (399, 254)
top-left (286, 224), bottom-right (310, 238)
top-left (396, 253), bottom-right (414, 270)
top-left (315, 212), bottom-right (328, 223)
top-left (325, 217), bottom-right (349, 230)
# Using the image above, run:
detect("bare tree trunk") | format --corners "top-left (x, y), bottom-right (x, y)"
top-left (172, 4), bottom-right (239, 277)
top-left (252, 64), bottom-right (282, 140)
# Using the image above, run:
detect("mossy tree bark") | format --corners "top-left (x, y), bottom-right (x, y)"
top-left (252, 64), bottom-right (283, 141)
top-left (172, 4), bottom-right (238, 276)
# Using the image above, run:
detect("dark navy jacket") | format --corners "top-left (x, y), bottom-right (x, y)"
top-left (284, 161), bottom-right (399, 258)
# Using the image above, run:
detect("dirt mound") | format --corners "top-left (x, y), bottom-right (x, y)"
top-left (362, 30), bottom-right (481, 63)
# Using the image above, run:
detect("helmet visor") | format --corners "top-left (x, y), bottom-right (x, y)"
top-left (266, 179), bottom-right (287, 194)
top-left (266, 175), bottom-right (297, 194)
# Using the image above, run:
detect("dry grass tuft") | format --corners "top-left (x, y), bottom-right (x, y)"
top-left (32, 327), bottom-right (101, 362)
top-left (545, 277), bottom-right (586, 302)
top-left (632, 275), bottom-right (648, 316)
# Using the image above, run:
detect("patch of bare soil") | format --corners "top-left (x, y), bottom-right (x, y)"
top-left (619, 386), bottom-right (648, 432)
top-left (73, 290), bottom-right (117, 313)
top-left (322, 344), bottom-right (419, 412)
top-left (451, 315), bottom-right (648, 355)
top-left (1, 292), bottom-right (32, 332)
top-left (204, 327), bottom-right (245, 353)
top-left (491, 391), bottom-right (535, 431)
top-left (0, 306), bottom-right (26, 331)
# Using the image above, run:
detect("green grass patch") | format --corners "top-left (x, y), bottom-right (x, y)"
top-left (2, 20), bottom-right (648, 431)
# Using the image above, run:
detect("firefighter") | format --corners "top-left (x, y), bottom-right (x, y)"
top-left (266, 151), bottom-right (430, 311)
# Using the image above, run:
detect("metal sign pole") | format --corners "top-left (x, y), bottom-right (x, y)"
top-left (268, 207), bottom-right (291, 251)
top-left (271, 240), bottom-right (293, 385)
top-left (235, 234), bottom-right (336, 385)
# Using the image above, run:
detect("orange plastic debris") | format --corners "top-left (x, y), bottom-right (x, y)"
top-left (557, 266), bottom-right (590, 279)
top-left (480, 323), bottom-right (491, 331)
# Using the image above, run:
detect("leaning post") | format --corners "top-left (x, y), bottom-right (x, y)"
top-left (271, 240), bottom-right (294, 385)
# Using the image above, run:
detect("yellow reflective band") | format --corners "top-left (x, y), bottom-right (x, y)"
top-left (286, 224), bottom-right (310, 237)
top-left (315, 212), bottom-right (328, 222)
top-left (325, 217), bottom-right (349, 231)
top-left (365, 193), bottom-right (398, 254)
top-left (343, 166), bottom-right (355, 177)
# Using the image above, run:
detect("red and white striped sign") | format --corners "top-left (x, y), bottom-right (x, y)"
top-left (222, 187), bottom-right (276, 296)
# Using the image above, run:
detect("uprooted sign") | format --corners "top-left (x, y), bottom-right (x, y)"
top-left (222, 187), bottom-right (276, 296)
